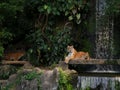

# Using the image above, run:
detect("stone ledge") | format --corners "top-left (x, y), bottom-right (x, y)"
top-left (0, 80), bottom-right (8, 83)
top-left (68, 59), bottom-right (120, 65)
top-left (68, 59), bottom-right (120, 75)
top-left (1, 60), bottom-right (28, 65)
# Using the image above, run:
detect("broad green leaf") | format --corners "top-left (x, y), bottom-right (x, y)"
top-left (44, 5), bottom-right (48, 10)
top-left (72, 9), bottom-right (77, 15)
top-left (76, 19), bottom-right (81, 24)
top-left (68, 16), bottom-right (73, 21)
top-left (65, 11), bottom-right (69, 16)
top-left (56, 11), bottom-right (60, 15)
top-left (76, 13), bottom-right (81, 20)
top-left (47, 7), bottom-right (51, 14)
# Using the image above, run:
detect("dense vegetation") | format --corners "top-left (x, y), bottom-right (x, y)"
top-left (0, 0), bottom-right (90, 66)
top-left (0, 0), bottom-right (120, 65)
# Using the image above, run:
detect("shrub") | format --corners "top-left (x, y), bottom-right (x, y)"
top-left (58, 68), bottom-right (73, 90)
top-left (27, 26), bottom-right (72, 66)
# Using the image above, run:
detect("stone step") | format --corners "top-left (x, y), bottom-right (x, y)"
top-left (0, 80), bottom-right (8, 88)
top-left (0, 80), bottom-right (8, 83)
top-left (1, 60), bottom-right (27, 65)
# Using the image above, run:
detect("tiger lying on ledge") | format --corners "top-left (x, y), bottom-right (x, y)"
top-left (4, 50), bottom-right (25, 61)
top-left (64, 45), bottom-right (90, 63)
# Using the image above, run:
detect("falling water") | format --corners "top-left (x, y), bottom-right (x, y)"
top-left (95, 0), bottom-right (114, 59)
top-left (77, 76), bottom-right (120, 90)
top-left (76, 0), bottom-right (118, 90)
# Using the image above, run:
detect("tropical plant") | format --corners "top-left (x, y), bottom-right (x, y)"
top-left (27, 26), bottom-right (72, 66)
top-left (58, 68), bottom-right (73, 90)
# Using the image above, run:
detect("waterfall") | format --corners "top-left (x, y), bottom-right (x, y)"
top-left (77, 76), bottom-right (120, 90)
top-left (95, 0), bottom-right (114, 59)
top-left (75, 1), bottom-right (118, 90)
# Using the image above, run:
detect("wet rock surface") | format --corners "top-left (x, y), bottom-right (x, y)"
top-left (40, 68), bottom-right (59, 90)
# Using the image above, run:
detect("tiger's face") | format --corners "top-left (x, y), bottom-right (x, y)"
top-left (67, 45), bottom-right (74, 53)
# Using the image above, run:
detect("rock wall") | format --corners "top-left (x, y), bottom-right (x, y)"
top-left (0, 62), bottom-right (77, 90)
top-left (6, 68), bottom-right (59, 90)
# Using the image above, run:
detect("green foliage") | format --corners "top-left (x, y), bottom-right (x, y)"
top-left (1, 70), bottom-right (42, 90)
top-left (23, 71), bottom-right (40, 80)
top-left (82, 39), bottom-right (92, 53)
top-left (27, 27), bottom-right (72, 66)
top-left (115, 81), bottom-right (120, 90)
top-left (24, 0), bottom-right (90, 66)
top-left (0, 65), bottom-right (17, 79)
top-left (58, 68), bottom-right (73, 90)
top-left (0, 0), bottom-right (90, 66)
top-left (0, 30), bottom-right (13, 58)
top-left (0, 0), bottom-right (26, 53)
top-left (36, 0), bottom-right (89, 24)
top-left (17, 71), bottom-right (42, 82)
top-left (0, 0), bottom-right (31, 45)
top-left (106, 0), bottom-right (120, 14)
top-left (0, 0), bottom-right (34, 61)
top-left (0, 45), bottom-right (4, 57)
top-left (0, 0), bottom-right (25, 31)
top-left (1, 83), bottom-right (14, 90)
top-left (0, 30), bottom-right (13, 44)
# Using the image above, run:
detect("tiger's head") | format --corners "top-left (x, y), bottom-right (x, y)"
top-left (67, 45), bottom-right (74, 53)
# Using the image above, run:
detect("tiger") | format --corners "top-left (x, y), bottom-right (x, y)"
top-left (64, 45), bottom-right (90, 63)
top-left (4, 50), bottom-right (25, 61)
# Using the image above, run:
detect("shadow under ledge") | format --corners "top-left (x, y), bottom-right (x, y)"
top-left (68, 59), bottom-right (120, 76)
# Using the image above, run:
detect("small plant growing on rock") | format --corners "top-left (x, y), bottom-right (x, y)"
top-left (2, 69), bottom-right (43, 90)
top-left (58, 68), bottom-right (73, 90)
top-left (0, 65), bottom-right (17, 79)
top-left (23, 71), bottom-right (39, 80)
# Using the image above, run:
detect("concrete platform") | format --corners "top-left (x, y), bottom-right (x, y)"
top-left (68, 59), bottom-right (120, 75)
top-left (1, 60), bottom-right (28, 65)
